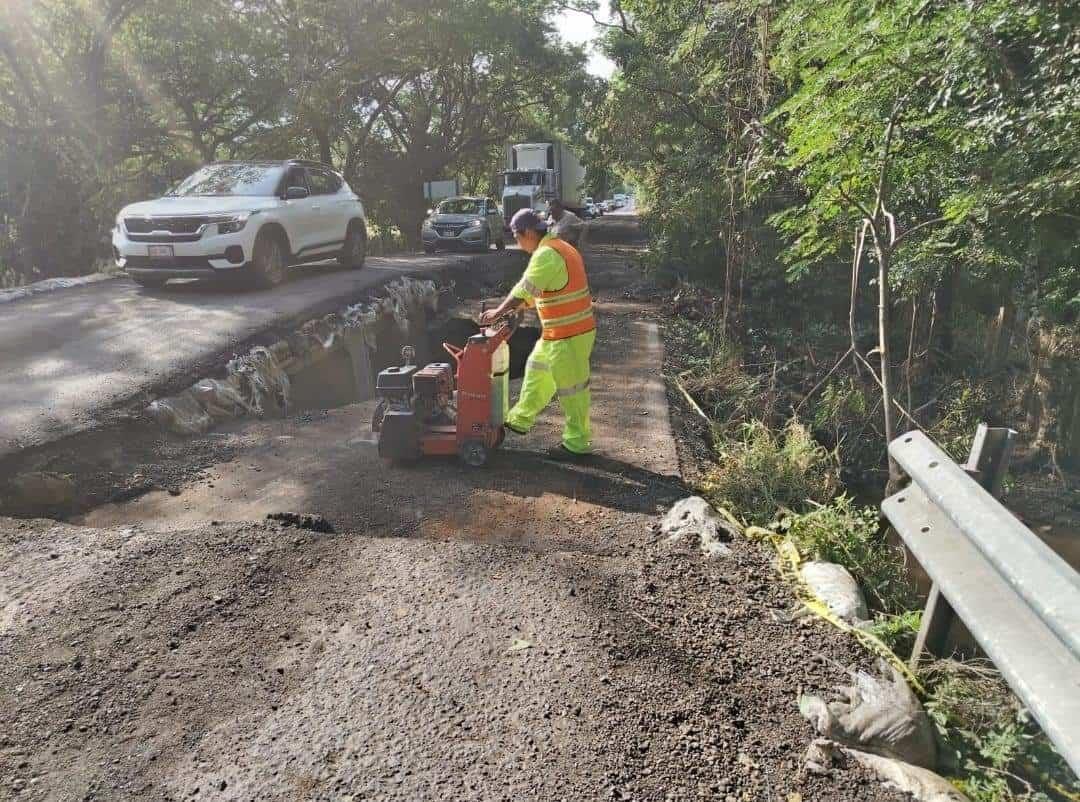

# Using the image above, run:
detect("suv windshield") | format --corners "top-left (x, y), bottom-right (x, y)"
top-left (169, 164), bottom-right (284, 197)
top-left (437, 198), bottom-right (482, 215)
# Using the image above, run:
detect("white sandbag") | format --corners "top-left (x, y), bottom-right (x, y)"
top-left (191, 376), bottom-right (253, 420)
top-left (802, 740), bottom-right (969, 802)
top-left (226, 345), bottom-right (290, 417)
top-left (848, 749), bottom-right (969, 801)
top-left (660, 496), bottom-right (735, 558)
top-left (800, 561), bottom-right (869, 624)
top-left (799, 661), bottom-right (937, 768)
top-left (146, 392), bottom-right (213, 435)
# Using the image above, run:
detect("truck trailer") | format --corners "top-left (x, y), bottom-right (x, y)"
top-left (500, 142), bottom-right (586, 223)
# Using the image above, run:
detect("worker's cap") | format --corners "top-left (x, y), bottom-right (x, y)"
top-left (509, 208), bottom-right (548, 235)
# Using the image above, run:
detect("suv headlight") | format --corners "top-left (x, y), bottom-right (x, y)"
top-left (217, 211), bottom-right (256, 235)
top-left (467, 219), bottom-right (484, 228)
top-left (422, 219), bottom-right (435, 230)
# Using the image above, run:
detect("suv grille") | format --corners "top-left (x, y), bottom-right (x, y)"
top-left (435, 223), bottom-right (469, 237)
top-left (124, 216), bottom-right (211, 234)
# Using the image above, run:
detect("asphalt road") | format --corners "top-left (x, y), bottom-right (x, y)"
top-left (0, 251), bottom-right (511, 459)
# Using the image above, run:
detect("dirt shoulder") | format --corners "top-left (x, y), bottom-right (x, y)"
top-left (0, 220), bottom-right (907, 801)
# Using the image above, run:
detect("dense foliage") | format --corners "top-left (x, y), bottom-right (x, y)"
top-left (591, 0), bottom-right (1080, 466)
top-left (0, 0), bottom-right (588, 283)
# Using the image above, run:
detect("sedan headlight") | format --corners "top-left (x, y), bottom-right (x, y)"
top-left (217, 211), bottom-right (256, 235)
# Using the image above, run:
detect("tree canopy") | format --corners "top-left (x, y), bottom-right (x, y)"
top-left (0, 0), bottom-right (587, 279)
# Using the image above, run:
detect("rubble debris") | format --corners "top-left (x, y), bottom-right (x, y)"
top-left (799, 661), bottom-right (937, 768)
top-left (266, 512), bottom-right (335, 533)
top-left (659, 496), bottom-right (735, 558)
top-left (145, 277), bottom-right (441, 435)
top-left (798, 561), bottom-right (869, 624)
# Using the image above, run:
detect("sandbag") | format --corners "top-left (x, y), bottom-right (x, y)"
top-left (226, 345), bottom-right (290, 417)
top-left (848, 749), bottom-right (968, 801)
top-left (191, 377), bottom-right (252, 420)
top-left (799, 561), bottom-right (869, 624)
top-left (799, 661), bottom-right (937, 768)
top-left (803, 739), bottom-right (968, 802)
top-left (660, 496), bottom-right (735, 558)
top-left (146, 392), bottom-right (213, 435)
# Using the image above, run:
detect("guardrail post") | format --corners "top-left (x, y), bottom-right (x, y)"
top-left (909, 424), bottom-right (1017, 666)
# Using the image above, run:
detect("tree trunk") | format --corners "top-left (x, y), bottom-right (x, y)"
top-left (931, 264), bottom-right (958, 359)
top-left (395, 181), bottom-right (428, 250)
top-left (874, 233), bottom-right (901, 490)
top-left (315, 127), bottom-right (333, 166)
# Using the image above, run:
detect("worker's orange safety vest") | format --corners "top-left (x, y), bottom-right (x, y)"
top-left (535, 238), bottom-right (596, 341)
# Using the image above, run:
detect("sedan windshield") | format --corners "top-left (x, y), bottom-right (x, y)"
top-left (437, 199), bottom-right (482, 215)
top-left (169, 164), bottom-right (284, 197)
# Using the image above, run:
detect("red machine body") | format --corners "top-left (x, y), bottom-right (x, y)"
top-left (373, 314), bottom-right (517, 466)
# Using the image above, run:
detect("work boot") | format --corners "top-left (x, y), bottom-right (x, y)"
top-left (544, 443), bottom-right (589, 462)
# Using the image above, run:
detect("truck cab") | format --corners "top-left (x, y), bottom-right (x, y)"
top-left (499, 142), bottom-right (586, 224)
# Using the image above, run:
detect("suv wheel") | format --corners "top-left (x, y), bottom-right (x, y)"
top-left (251, 229), bottom-right (287, 288)
top-left (340, 222), bottom-right (367, 270)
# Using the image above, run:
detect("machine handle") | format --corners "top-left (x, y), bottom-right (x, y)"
top-left (443, 342), bottom-right (464, 366)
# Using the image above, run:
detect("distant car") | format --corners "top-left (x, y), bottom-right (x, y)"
top-left (583, 201), bottom-right (601, 219)
top-left (422, 196), bottom-right (507, 253)
top-left (113, 160), bottom-right (367, 289)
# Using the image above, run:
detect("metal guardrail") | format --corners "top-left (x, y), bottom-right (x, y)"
top-left (882, 426), bottom-right (1080, 776)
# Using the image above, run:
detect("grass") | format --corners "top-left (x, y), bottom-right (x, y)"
top-left (699, 419), bottom-right (838, 526)
top-left (922, 660), bottom-right (1080, 802)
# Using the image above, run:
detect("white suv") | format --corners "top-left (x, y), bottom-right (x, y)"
top-left (113, 160), bottom-right (367, 288)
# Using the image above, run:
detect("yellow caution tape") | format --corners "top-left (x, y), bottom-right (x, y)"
top-left (712, 503), bottom-right (927, 696)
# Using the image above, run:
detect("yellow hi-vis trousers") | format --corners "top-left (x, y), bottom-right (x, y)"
top-left (506, 329), bottom-right (595, 454)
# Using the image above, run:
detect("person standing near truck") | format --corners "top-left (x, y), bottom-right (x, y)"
top-left (479, 208), bottom-right (595, 459)
top-left (546, 198), bottom-right (584, 248)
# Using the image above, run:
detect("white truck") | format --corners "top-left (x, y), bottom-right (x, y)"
top-left (423, 178), bottom-right (463, 206)
top-left (499, 142), bottom-right (586, 223)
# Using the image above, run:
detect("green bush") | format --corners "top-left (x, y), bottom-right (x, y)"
top-left (778, 495), bottom-right (918, 614)
top-left (699, 420), bottom-right (837, 525)
top-left (811, 378), bottom-right (885, 480)
top-left (931, 382), bottom-right (994, 463)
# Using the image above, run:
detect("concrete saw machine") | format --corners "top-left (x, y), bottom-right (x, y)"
top-left (372, 313), bottom-right (519, 466)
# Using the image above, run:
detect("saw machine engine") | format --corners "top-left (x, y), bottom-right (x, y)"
top-left (372, 314), bottom-right (518, 466)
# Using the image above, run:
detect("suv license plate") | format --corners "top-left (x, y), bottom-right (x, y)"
top-left (148, 244), bottom-right (174, 260)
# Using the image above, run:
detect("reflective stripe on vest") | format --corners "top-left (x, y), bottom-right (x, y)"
top-left (536, 238), bottom-right (595, 340)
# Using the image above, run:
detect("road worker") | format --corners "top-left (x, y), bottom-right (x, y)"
top-left (546, 198), bottom-right (584, 247)
top-left (479, 208), bottom-right (595, 459)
